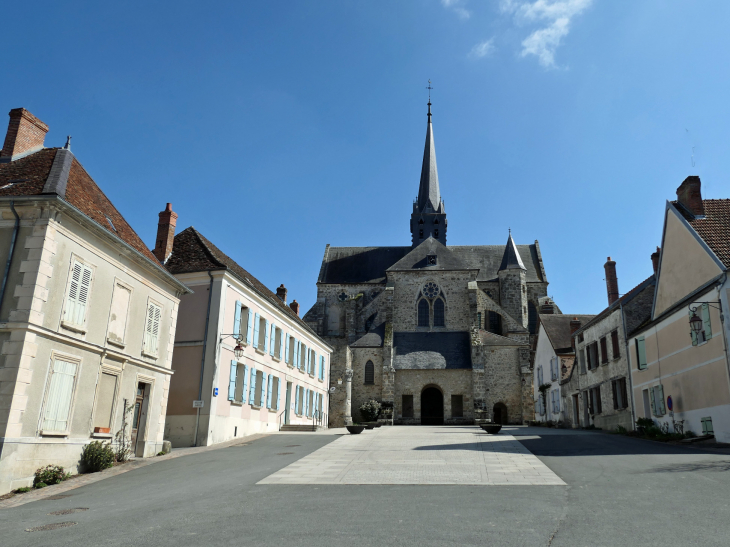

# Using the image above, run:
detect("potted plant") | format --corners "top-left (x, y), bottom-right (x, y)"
top-left (481, 424), bottom-right (502, 434)
top-left (359, 399), bottom-right (382, 427)
top-left (346, 424), bottom-right (365, 434)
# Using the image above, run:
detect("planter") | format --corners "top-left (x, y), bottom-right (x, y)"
top-left (346, 425), bottom-right (365, 434)
top-left (364, 424), bottom-right (375, 430)
top-left (93, 427), bottom-right (111, 434)
top-left (482, 424), bottom-right (502, 435)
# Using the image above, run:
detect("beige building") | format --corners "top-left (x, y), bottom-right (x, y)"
top-left (0, 108), bottom-right (189, 494)
top-left (628, 177), bottom-right (730, 442)
top-left (162, 219), bottom-right (332, 447)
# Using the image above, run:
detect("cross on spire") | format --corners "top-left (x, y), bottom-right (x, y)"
top-left (426, 79), bottom-right (433, 117)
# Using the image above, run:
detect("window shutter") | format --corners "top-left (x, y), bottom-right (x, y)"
top-left (253, 314), bottom-right (260, 348)
top-left (612, 381), bottom-right (618, 410)
top-left (276, 378), bottom-right (281, 410)
top-left (656, 384), bottom-right (666, 415)
top-left (320, 356), bottom-right (325, 380)
top-left (64, 261), bottom-right (93, 326)
top-left (228, 360), bottom-right (237, 401)
top-left (234, 301), bottom-right (242, 338)
top-left (269, 324), bottom-right (275, 356)
top-left (636, 337), bottom-right (647, 369)
top-left (538, 366), bottom-right (543, 386)
top-left (701, 303), bottom-right (712, 341)
top-left (42, 359), bottom-right (78, 431)
top-left (242, 364), bottom-right (249, 402)
top-left (246, 310), bottom-right (254, 345)
top-left (621, 379), bottom-right (628, 409)
top-left (260, 372), bottom-right (268, 408)
top-left (266, 374), bottom-right (273, 409)
top-left (294, 385), bottom-right (300, 414)
top-left (144, 302), bottom-right (162, 355)
top-left (249, 368), bottom-right (257, 405)
top-left (284, 334), bottom-right (290, 364)
top-left (264, 320), bottom-right (270, 353)
top-left (296, 341), bottom-right (301, 369)
top-left (688, 309), bottom-right (699, 346)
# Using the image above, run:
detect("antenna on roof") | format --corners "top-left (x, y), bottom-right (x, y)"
top-left (63, 136), bottom-right (72, 151)
top-left (685, 129), bottom-right (695, 168)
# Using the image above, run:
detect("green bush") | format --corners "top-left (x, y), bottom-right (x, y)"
top-left (615, 425), bottom-right (628, 434)
top-left (81, 441), bottom-right (115, 472)
top-left (359, 399), bottom-right (382, 422)
top-left (636, 417), bottom-right (654, 429)
top-left (13, 487), bottom-right (31, 494)
top-left (33, 465), bottom-right (70, 487)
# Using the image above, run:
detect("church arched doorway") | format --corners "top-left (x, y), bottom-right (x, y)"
top-left (493, 403), bottom-right (508, 425)
top-left (421, 387), bottom-right (444, 425)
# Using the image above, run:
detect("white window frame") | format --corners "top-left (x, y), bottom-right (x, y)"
top-left (60, 255), bottom-right (96, 334)
top-left (106, 278), bottom-right (133, 348)
top-left (91, 363), bottom-right (122, 437)
top-left (142, 297), bottom-right (163, 359)
top-left (39, 351), bottom-right (83, 436)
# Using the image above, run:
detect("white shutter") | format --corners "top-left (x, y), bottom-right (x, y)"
top-left (144, 302), bottom-right (162, 355)
top-left (43, 359), bottom-right (78, 431)
top-left (64, 261), bottom-right (92, 326)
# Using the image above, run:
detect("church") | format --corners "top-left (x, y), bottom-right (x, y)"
top-left (303, 102), bottom-right (557, 426)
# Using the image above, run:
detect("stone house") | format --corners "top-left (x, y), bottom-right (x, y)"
top-left (0, 108), bottom-right (190, 494)
top-left (162, 219), bottom-right (333, 447)
top-left (628, 177), bottom-right (730, 442)
top-left (568, 259), bottom-right (655, 431)
top-left (532, 312), bottom-right (594, 424)
top-left (304, 102), bottom-right (557, 427)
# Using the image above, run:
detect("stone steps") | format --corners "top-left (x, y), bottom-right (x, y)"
top-left (280, 424), bottom-right (324, 432)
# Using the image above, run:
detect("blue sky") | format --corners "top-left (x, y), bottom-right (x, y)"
top-left (2, 1), bottom-right (729, 315)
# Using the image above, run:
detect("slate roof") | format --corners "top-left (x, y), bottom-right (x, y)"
top-left (675, 199), bottom-right (730, 268)
top-left (386, 237), bottom-right (474, 273)
top-left (416, 106), bottom-right (443, 213)
top-left (166, 227), bottom-right (310, 329)
top-left (318, 243), bottom-right (545, 284)
top-left (351, 322), bottom-right (386, 348)
top-left (0, 147), bottom-right (164, 266)
top-left (392, 331), bottom-right (472, 370)
top-left (539, 314), bottom-right (596, 352)
top-left (499, 233), bottom-right (527, 271)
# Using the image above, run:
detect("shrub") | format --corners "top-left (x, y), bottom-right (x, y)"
top-left (13, 487), bottom-right (31, 494)
top-left (636, 417), bottom-right (654, 429)
top-left (359, 399), bottom-right (382, 422)
top-left (81, 441), bottom-right (115, 472)
top-left (615, 425), bottom-right (628, 434)
top-left (33, 465), bottom-right (70, 487)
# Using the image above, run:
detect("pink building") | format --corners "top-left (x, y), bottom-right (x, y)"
top-left (159, 209), bottom-right (332, 447)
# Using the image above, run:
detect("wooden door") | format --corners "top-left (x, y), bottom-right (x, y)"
top-left (130, 383), bottom-right (146, 454)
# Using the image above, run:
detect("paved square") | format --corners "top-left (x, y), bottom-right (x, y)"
top-left (258, 425), bottom-right (565, 485)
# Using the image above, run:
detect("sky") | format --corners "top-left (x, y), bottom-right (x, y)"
top-left (2, 1), bottom-right (729, 316)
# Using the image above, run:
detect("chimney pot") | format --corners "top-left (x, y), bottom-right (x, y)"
top-left (276, 284), bottom-right (288, 304)
top-left (604, 257), bottom-right (619, 306)
top-left (289, 299), bottom-right (300, 316)
top-left (651, 246), bottom-right (661, 275)
top-left (1, 108), bottom-right (49, 160)
top-left (676, 176), bottom-right (704, 217)
top-left (153, 202), bottom-right (178, 263)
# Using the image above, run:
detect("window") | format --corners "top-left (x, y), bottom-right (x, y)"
top-left (538, 393), bottom-right (546, 416)
top-left (701, 417), bottom-right (714, 435)
top-left (62, 259), bottom-right (93, 330)
top-left (611, 330), bottom-right (620, 359)
top-left (600, 337), bottom-right (608, 364)
top-left (433, 298), bottom-right (445, 327)
top-left (528, 302), bottom-right (538, 334)
top-left (587, 342), bottom-right (599, 370)
top-left (477, 312), bottom-right (482, 328)
top-left (612, 378), bottom-right (628, 410)
top-left (426, 254), bottom-right (437, 265)
top-left (228, 360), bottom-right (248, 404)
top-left (402, 395), bottom-right (414, 418)
top-left (434, 228), bottom-right (439, 238)
top-left (253, 370), bottom-right (264, 407)
top-left (635, 337), bottom-right (647, 370)
top-left (269, 323), bottom-right (277, 357)
top-left (257, 316), bottom-right (268, 351)
top-left (417, 299), bottom-right (429, 327)
top-left (93, 372), bottom-right (118, 431)
top-left (286, 336), bottom-right (296, 366)
top-left (578, 333), bottom-right (584, 343)
top-left (233, 302), bottom-right (251, 343)
top-left (551, 390), bottom-right (560, 414)
top-left (270, 376), bottom-right (280, 410)
top-left (550, 357), bottom-right (558, 381)
top-left (419, 229), bottom-right (424, 239)
top-left (274, 328), bottom-right (283, 359)
top-left (299, 343), bottom-right (307, 371)
top-left (107, 281), bottom-right (131, 347)
top-left (42, 357), bottom-right (79, 432)
top-left (364, 360), bottom-right (374, 384)
top-left (487, 311), bottom-right (502, 335)
top-left (319, 355), bottom-right (326, 381)
top-left (537, 365), bottom-right (544, 386)
top-left (589, 386), bottom-right (602, 415)
top-left (143, 301), bottom-right (162, 357)
top-left (650, 384), bottom-right (665, 416)
top-left (579, 348), bottom-right (587, 374)
top-left (451, 395), bottom-right (463, 418)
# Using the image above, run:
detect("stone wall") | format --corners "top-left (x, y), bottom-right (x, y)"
top-left (498, 269), bottom-right (528, 330)
top-left (350, 347), bottom-right (385, 422)
top-left (393, 369), bottom-right (473, 425)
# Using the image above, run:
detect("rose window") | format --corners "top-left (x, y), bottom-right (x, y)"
top-left (422, 282), bottom-right (440, 299)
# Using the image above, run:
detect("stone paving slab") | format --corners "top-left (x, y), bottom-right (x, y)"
top-left (258, 426), bottom-right (565, 485)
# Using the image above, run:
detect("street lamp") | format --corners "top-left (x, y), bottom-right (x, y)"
top-left (220, 333), bottom-right (245, 359)
top-left (233, 342), bottom-right (244, 359)
top-left (689, 311), bottom-right (703, 336)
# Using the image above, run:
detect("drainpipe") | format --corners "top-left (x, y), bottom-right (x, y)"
top-left (619, 301), bottom-right (637, 429)
top-left (0, 201), bottom-right (20, 317)
top-left (193, 270), bottom-right (215, 447)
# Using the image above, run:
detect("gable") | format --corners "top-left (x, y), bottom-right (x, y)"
top-left (654, 205), bottom-right (724, 317)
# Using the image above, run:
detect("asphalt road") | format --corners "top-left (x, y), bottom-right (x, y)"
top-left (1, 427), bottom-right (729, 547)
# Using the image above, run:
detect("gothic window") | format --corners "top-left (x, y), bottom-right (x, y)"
top-left (434, 229), bottom-right (439, 238)
top-left (422, 282), bottom-right (440, 299)
top-left (434, 218), bottom-right (439, 225)
top-left (418, 218), bottom-right (424, 225)
top-left (364, 360), bottom-right (374, 385)
top-left (417, 299), bottom-right (429, 327)
top-left (426, 254), bottom-right (437, 265)
top-left (419, 229), bottom-right (423, 239)
top-left (488, 311), bottom-right (502, 335)
top-left (433, 298), bottom-right (445, 327)
top-left (528, 302), bottom-right (538, 334)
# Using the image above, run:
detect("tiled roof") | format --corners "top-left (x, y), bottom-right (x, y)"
top-left (539, 314), bottom-right (596, 351)
top-left (0, 148), bottom-right (160, 264)
top-left (677, 199), bottom-right (730, 268)
top-left (166, 227), bottom-right (310, 329)
top-left (386, 237), bottom-right (474, 273)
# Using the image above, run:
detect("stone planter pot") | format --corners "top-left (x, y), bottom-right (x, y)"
top-left (364, 424), bottom-right (375, 430)
top-left (346, 425), bottom-right (365, 434)
top-left (481, 424), bottom-right (502, 435)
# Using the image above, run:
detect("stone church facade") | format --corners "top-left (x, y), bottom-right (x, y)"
top-left (304, 102), bottom-right (555, 427)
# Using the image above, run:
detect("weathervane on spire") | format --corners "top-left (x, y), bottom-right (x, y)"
top-left (426, 79), bottom-right (433, 118)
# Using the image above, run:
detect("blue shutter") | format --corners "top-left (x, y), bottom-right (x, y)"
top-left (304, 389), bottom-right (309, 416)
top-left (284, 334), bottom-right (290, 364)
top-left (246, 309), bottom-right (254, 345)
top-left (242, 364), bottom-right (249, 403)
top-left (313, 352), bottom-right (317, 375)
top-left (253, 314), bottom-right (260, 348)
top-left (294, 385), bottom-right (300, 415)
top-left (261, 372), bottom-right (268, 408)
top-left (320, 356), bottom-right (325, 380)
top-left (266, 375), bottom-right (273, 409)
top-left (263, 320), bottom-right (270, 353)
top-left (233, 301), bottom-right (242, 338)
top-left (249, 368), bottom-right (257, 404)
top-left (270, 323), bottom-right (276, 356)
top-left (277, 379), bottom-right (282, 410)
top-left (314, 392), bottom-right (319, 418)
top-left (294, 340), bottom-right (300, 369)
top-left (228, 360), bottom-right (237, 401)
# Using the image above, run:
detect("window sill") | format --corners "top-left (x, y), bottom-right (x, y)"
top-left (251, 405), bottom-right (262, 410)
top-left (91, 432), bottom-right (113, 439)
top-left (141, 351), bottom-right (159, 360)
top-left (318, 378), bottom-right (324, 383)
top-left (309, 374), bottom-right (315, 379)
top-left (255, 348), bottom-right (266, 356)
top-left (107, 338), bottom-right (125, 349)
top-left (286, 364), bottom-right (294, 369)
top-left (60, 321), bottom-right (86, 335)
top-left (272, 356), bottom-right (281, 362)
top-left (40, 430), bottom-right (68, 437)
top-left (268, 408), bottom-right (278, 413)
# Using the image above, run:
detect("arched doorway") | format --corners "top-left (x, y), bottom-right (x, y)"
top-left (421, 387), bottom-right (444, 425)
top-left (493, 402), bottom-right (508, 425)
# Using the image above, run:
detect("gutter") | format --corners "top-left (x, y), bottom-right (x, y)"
top-left (193, 270), bottom-right (215, 447)
top-left (0, 201), bottom-right (19, 317)
top-left (619, 300), bottom-right (637, 428)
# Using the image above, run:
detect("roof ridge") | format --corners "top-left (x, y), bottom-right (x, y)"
top-left (190, 227), bottom-right (227, 269)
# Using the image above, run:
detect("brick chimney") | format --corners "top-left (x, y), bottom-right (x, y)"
top-left (540, 301), bottom-right (555, 314)
top-left (676, 176), bottom-right (704, 217)
top-left (604, 257), bottom-right (619, 306)
top-left (153, 203), bottom-right (178, 263)
top-left (289, 300), bottom-right (300, 316)
top-left (1, 108), bottom-right (49, 160)
top-left (276, 284), bottom-right (288, 304)
top-left (651, 246), bottom-right (660, 275)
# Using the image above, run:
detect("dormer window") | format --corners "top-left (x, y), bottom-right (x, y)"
top-left (426, 254), bottom-right (437, 266)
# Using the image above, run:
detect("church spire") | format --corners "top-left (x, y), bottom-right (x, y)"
top-left (499, 230), bottom-right (527, 271)
top-left (416, 99), bottom-right (442, 213)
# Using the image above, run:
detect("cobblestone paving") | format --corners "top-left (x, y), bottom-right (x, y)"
top-left (258, 426), bottom-right (565, 485)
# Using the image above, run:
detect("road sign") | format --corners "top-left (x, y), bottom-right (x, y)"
top-left (329, 387), bottom-right (336, 393)
top-left (667, 395), bottom-right (673, 411)
top-left (214, 387), bottom-right (219, 397)
top-left (193, 400), bottom-right (204, 408)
